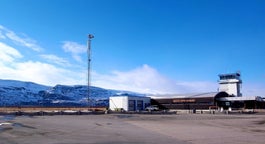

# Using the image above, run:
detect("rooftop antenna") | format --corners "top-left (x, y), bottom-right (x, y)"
top-left (87, 34), bottom-right (94, 107)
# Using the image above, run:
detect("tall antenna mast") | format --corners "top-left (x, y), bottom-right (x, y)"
top-left (87, 34), bottom-right (94, 107)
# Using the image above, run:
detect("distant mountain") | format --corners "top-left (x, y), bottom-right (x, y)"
top-left (0, 79), bottom-right (145, 107)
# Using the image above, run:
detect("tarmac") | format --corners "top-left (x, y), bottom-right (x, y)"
top-left (0, 113), bottom-right (265, 144)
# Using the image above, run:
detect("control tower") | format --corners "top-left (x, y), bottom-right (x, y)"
top-left (218, 72), bottom-right (242, 97)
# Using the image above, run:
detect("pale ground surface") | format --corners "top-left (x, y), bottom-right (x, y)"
top-left (0, 114), bottom-right (265, 144)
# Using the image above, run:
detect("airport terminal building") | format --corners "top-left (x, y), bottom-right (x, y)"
top-left (150, 72), bottom-right (265, 111)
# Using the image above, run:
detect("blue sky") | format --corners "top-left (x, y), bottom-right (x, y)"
top-left (0, 0), bottom-right (265, 95)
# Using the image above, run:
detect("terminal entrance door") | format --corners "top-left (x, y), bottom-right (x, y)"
top-left (137, 100), bottom-right (143, 110)
top-left (128, 100), bottom-right (135, 111)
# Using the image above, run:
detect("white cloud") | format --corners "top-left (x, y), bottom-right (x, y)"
top-left (62, 41), bottom-right (86, 62)
top-left (0, 42), bottom-right (23, 62)
top-left (40, 54), bottom-right (71, 67)
top-left (0, 43), bottom-right (83, 86)
top-left (242, 83), bottom-right (265, 96)
top-left (175, 81), bottom-right (218, 94)
top-left (92, 64), bottom-right (217, 94)
top-left (0, 31), bottom-right (5, 39)
top-left (5, 31), bottom-right (42, 52)
top-left (0, 60), bottom-right (86, 86)
top-left (0, 25), bottom-right (42, 52)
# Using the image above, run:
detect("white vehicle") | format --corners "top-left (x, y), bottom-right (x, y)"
top-left (145, 105), bottom-right (159, 111)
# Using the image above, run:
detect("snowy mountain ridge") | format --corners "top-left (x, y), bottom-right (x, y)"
top-left (0, 79), bottom-right (145, 107)
top-left (0, 79), bottom-right (50, 93)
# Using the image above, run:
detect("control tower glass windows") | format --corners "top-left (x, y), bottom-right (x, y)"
top-left (219, 73), bottom-right (241, 80)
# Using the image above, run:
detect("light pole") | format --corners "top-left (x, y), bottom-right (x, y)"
top-left (87, 34), bottom-right (94, 108)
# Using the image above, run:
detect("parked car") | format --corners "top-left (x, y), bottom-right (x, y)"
top-left (145, 105), bottom-right (159, 111)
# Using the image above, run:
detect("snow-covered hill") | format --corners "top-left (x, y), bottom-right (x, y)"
top-left (0, 79), bottom-right (145, 107)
